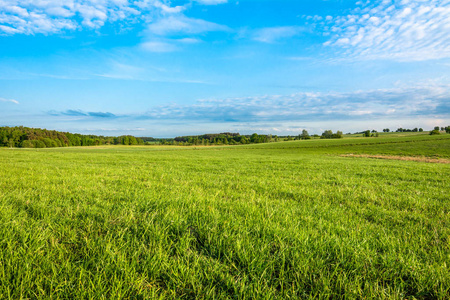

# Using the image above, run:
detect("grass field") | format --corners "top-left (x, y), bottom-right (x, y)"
top-left (0, 133), bottom-right (449, 299)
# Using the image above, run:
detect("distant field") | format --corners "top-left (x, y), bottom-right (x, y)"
top-left (0, 133), bottom-right (449, 299)
top-left (252, 134), bottom-right (450, 159)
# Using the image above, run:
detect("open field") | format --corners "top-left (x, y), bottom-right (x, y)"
top-left (0, 133), bottom-right (449, 299)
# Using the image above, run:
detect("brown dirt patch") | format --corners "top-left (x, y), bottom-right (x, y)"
top-left (341, 154), bottom-right (450, 164)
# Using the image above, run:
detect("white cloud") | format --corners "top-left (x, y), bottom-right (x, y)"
top-left (176, 37), bottom-right (201, 44)
top-left (0, 97), bottom-right (19, 104)
top-left (96, 62), bottom-right (147, 79)
top-left (0, 0), bottom-right (227, 35)
top-left (0, 0), bottom-right (135, 34)
top-left (194, 0), bottom-right (228, 5)
top-left (153, 1), bottom-right (186, 14)
top-left (0, 25), bottom-right (21, 34)
top-left (138, 36), bottom-right (201, 52)
top-left (323, 0), bottom-right (450, 61)
top-left (253, 26), bottom-right (303, 43)
top-left (147, 15), bottom-right (229, 36)
top-left (76, 4), bottom-right (109, 29)
top-left (140, 40), bottom-right (178, 52)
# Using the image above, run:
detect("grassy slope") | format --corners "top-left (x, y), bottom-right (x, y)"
top-left (0, 134), bottom-right (449, 299)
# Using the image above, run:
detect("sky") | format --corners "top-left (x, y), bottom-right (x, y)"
top-left (0, 0), bottom-right (449, 137)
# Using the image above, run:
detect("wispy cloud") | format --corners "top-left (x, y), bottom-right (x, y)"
top-left (87, 111), bottom-right (116, 118)
top-left (94, 60), bottom-right (209, 83)
top-left (96, 62), bottom-right (146, 79)
top-left (139, 37), bottom-right (201, 52)
top-left (140, 40), bottom-right (178, 52)
top-left (50, 109), bottom-right (117, 119)
top-left (0, 97), bottom-right (19, 104)
top-left (152, 1), bottom-right (186, 14)
top-left (321, 0), bottom-right (450, 61)
top-left (194, 0), bottom-right (228, 5)
top-left (62, 109), bottom-right (87, 117)
top-left (253, 26), bottom-right (303, 43)
top-left (137, 12), bottom-right (227, 52)
top-left (83, 127), bottom-right (146, 132)
top-left (147, 15), bottom-right (229, 36)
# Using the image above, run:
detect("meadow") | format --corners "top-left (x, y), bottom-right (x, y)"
top-left (0, 133), bottom-right (449, 299)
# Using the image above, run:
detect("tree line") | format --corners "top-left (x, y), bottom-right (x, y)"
top-left (0, 126), bottom-right (144, 148)
top-left (169, 132), bottom-right (272, 146)
top-left (382, 128), bottom-right (424, 132)
top-left (429, 126), bottom-right (450, 135)
top-left (364, 126), bottom-right (449, 136)
top-left (169, 130), bottom-right (345, 146)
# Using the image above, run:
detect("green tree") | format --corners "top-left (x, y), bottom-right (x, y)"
top-left (43, 138), bottom-right (58, 148)
top-left (7, 138), bottom-right (15, 148)
top-left (300, 129), bottom-right (311, 140)
top-left (430, 129), bottom-right (440, 135)
top-left (20, 140), bottom-right (35, 148)
top-left (321, 130), bottom-right (333, 139)
top-left (334, 131), bottom-right (343, 138)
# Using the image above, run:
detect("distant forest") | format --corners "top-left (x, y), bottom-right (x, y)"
top-left (0, 127), bottom-right (281, 148)
top-left (166, 130), bottom-right (346, 146)
top-left (0, 126), bottom-right (144, 148)
top-left (0, 127), bottom-right (353, 148)
top-left (171, 133), bottom-right (271, 145)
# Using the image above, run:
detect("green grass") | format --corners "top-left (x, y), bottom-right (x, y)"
top-left (0, 133), bottom-right (449, 299)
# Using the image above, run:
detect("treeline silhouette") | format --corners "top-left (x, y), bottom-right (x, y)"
top-left (0, 126), bottom-right (144, 148)
top-left (169, 132), bottom-right (271, 145)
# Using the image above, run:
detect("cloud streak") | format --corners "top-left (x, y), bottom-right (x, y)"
top-left (253, 26), bottom-right (304, 43)
top-left (50, 109), bottom-right (117, 119)
top-left (194, 0), bottom-right (228, 5)
top-left (0, 97), bottom-right (19, 104)
top-left (146, 15), bottom-right (229, 36)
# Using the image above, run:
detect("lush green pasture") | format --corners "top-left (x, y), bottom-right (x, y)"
top-left (0, 134), bottom-right (449, 299)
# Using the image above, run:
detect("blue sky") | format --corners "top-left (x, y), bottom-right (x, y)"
top-left (1, 0), bottom-right (449, 137)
